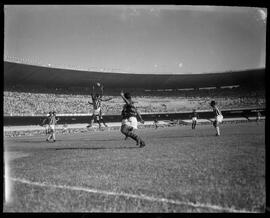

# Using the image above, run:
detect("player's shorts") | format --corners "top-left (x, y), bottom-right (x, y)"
top-left (48, 124), bottom-right (55, 133)
top-left (192, 117), bottom-right (197, 122)
top-left (216, 115), bottom-right (223, 123)
top-left (92, 107), bottom-right (101, 116)
top-left (122, 116), bottom-right (138, 130)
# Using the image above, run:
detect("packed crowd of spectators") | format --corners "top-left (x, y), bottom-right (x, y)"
top-left (4, 86), bottom-right (265, 116)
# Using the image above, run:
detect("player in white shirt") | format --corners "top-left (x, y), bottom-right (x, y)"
top-left (210, 101), bottom-right (223, 136)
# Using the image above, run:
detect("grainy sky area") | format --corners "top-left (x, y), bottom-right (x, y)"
top-left (4, 5), bottom-right (267, 74)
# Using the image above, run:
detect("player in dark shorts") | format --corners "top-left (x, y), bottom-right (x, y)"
top-left (191, 109), bottom-right (199, 129)
top-left (87, 84), bottom-right (112, 128)
top-left (120, 91), bottom-right (145, 147)
top-left (210, 101), bottom-right (223, 136)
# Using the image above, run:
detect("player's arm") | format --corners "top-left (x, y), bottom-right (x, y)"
top-left (55, 117), bottom-right (60, 124)
top-left (100, 84), bottom-right (104, 98)
top-left (40, 118), bottom-right (46, 126)
top-left (101, 97), bottom-right (113, 102)
top-left (48, 117), bottom-right (53, 125)
top-left (90, 92), bottom-right (95, 102)
top-left (136, 109), bottom-right (144, 124)
top-left (41, 117), bottom-right (47, 125)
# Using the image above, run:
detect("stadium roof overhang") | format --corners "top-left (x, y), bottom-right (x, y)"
top-left (4, 61), bottom-right (265, 90)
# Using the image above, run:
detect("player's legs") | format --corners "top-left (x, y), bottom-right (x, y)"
top-left (192, 117), bottom-right (197, 129)
top-left (100, 117), bottom-right (108, 127)
top-left (53, 133), bottom-right (56, 141)
top-left (46, 127), bottom-right (52, 141)
top-left (51, 130), bottom-right (56, 142)
top-left (51, 125), bottom-right (56, 141)
top-left (87, 114), bottom-right (96, 127)
top-left (45, 125), bottom-right (48, 134)
top-left (192, 121), bottom-right (196, 129)
top-left (96, 115), bottom-right (102, 128)
top-left (121, 124), bottom-right (145, 147)
top-left (213, 120), bottom-right (220, 136)
top-left (99, 112), bottom-right (108, 127)
top-left (256, 116), bottom-right (260, 125)
top-left (125, 125), bottom-right (134, 140)
top-left (47, 125), bottom-right (56, 142)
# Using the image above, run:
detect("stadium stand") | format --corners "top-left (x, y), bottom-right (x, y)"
top-left (3, 87), bottom-right (265, 116)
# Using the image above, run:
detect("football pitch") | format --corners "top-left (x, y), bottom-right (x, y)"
top-left (3, 122), bottom-right (265, 212)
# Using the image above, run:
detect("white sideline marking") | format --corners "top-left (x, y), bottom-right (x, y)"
top-left (6, 177), bottom-right (258, 213)
top-left (4, 160), bottom-right (11, 203)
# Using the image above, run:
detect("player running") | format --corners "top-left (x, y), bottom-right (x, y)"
top-left (210, 101), bottom-right (223, 136)
top-left (46, 111), bottom-right (60, 142)
top-left (87, 83), bottom-right (112, 128)
top-left (191, 109), bottom-right (198, 130)
top-left (120, 91), bottom-right (146, 147)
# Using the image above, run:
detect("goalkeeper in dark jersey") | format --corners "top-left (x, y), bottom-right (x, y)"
top-left (120, 91), bottom-right (146, 148)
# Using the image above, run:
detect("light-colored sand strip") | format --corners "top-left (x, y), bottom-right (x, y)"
top-left (6, 176), bottom-right (258, 213)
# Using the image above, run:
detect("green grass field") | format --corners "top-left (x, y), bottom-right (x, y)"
top-left (3, 122), bottom-right (265, 212)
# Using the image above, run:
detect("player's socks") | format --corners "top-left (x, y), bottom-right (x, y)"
top-left (216, 127), bottom-right (220, 136)
top-left (88, 119), bottom-right (94, 128)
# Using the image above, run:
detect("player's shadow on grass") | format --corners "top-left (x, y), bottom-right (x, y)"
top-left (53, 146), bottom-right (139, 150)
top-left (15, 139), bottom-right (123, 143)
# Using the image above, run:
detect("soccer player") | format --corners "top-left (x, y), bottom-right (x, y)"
top-left (87, 84), bottom-right (112, 128)
top-left (210, 101), bottom-right (223, 136)
top-left (191, 109), bottom-right (198, 130)
top-left (46, 111), bottom-right (60, 142)
top-left (153, 115), bottom-right (159, 129)
top-left (120, 91), bottom-right (146, 147)
top-left (41, 111), bottom-right (52, 134)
